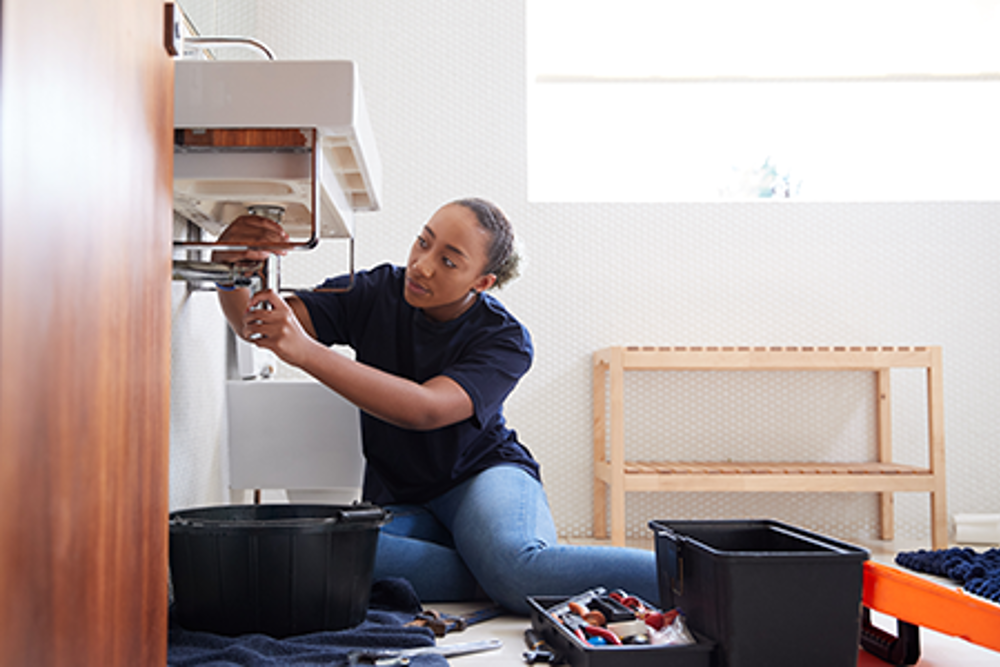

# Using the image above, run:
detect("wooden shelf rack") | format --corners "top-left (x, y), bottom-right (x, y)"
top-left (592, 346), bottom-right (947, 548)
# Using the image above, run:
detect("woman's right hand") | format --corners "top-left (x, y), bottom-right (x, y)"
top-left (211, 215), bottom-right (290, 265)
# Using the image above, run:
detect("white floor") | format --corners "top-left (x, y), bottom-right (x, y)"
top-left (434, 537), bottom-right (1000, 666)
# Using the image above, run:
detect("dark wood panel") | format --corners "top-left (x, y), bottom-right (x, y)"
top-left (0, 0), bottom-right (172, 664)
top-left (176, 128), bottom-right (312, 148)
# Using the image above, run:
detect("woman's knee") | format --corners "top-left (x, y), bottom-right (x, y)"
top-left (469, 542), bottom-right (551, 613)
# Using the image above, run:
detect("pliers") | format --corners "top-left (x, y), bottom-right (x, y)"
top-left (404, 609), bottom-right (466, 637)
top-left (583, 624), bottom-right (622, 645)
top-left (404, 604), bottom-right (505, 637)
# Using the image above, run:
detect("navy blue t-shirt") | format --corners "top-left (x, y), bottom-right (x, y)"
top-left (295, 263), bottom-right (540, 505)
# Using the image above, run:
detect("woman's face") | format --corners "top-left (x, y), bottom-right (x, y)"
top-left (404, 203), bottom-right (496, 322)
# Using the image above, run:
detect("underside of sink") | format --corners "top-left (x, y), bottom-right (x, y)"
top-left (173, 60), bottom-right (382, 240)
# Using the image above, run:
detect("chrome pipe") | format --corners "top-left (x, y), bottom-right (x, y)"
top-left (185, 36), bottom-right (276, 60)
top-left (171, 259), bottom-right (260, 290)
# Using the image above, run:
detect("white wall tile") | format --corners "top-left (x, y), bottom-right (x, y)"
top-left (170, 1), bottom-right (1000, 544)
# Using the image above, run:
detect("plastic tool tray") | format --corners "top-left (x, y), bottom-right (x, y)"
top-left (650, 519), bottom-right (869, 667)
top-left (861, 559), bottom-right (1000, 665)
top-left (528, 593), bottom-right (716, 667)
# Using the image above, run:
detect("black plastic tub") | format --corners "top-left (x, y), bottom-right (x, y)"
top-left (649, 519), bottom-right (868, 667)
top-left (170, 503), bottom-right (389, 637)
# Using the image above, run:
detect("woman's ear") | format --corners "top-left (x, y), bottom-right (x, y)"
top-left (472, 273), bottom-right (497, 293)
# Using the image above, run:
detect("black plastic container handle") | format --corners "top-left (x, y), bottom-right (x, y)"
top-left (169, 504), bottom-right (391, 530)
top-left (653, 526), bottom-right (687, 596)
top-left (337, 507), bottom-right (390, 523)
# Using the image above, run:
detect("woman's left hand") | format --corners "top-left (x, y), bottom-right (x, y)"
top-left (242, 289), bottom-right (320, 367)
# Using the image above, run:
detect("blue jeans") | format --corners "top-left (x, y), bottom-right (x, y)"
top-left (372, 465), bottom-right (659, 615)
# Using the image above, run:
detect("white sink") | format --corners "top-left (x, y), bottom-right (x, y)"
top-left (174, 60), bottom-right (382, 240)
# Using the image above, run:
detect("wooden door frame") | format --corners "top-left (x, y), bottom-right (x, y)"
top-left (0, 0), bottom-right (173, 664)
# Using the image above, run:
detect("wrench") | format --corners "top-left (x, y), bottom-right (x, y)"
top-left (347, 638), bottom-right (502, 665)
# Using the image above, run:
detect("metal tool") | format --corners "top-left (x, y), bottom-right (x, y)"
top-left (544, 587), bottom-right (605, 619)
top-left (347, 638), bottom-right (502, 666)
top-left (405, 604), bottom-right (506, 637)
top-left (522, 628), bottom-right (557, 664)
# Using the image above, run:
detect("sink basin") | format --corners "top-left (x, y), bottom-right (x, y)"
top-left (174, 60), bottom-right (382, 239)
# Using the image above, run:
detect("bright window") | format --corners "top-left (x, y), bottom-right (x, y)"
top-left (527, 0), bottom-right (1000, 201)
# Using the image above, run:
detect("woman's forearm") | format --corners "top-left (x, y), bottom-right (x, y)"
top-left (297, 345), bottom-right (474, 431)
top-left (233, 289), bottom-right (471, 431)
top-left (218, 287), bottom-right (252, 338)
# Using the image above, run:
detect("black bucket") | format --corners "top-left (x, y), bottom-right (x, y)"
top-left (169, 503), bottom-right (390, 637)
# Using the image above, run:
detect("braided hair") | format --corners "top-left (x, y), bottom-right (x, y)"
top-left (451, 197), bottom-right (521, 289)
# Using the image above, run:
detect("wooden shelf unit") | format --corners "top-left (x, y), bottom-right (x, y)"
top-left (592, 345), bottom-right (947, 548)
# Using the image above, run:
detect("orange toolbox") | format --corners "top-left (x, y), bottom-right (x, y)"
top-left (861, 560), bottom-right (1000, 664)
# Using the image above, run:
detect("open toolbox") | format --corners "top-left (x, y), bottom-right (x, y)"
top-left (527, 591), bottom-right (716, 667)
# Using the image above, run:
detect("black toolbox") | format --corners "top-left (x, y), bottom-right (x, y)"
top-left (649, 519), bottom-right (868, 667)
top-left (527, 595), bottom-right (716, 667)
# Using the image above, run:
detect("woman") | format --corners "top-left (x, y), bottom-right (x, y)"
top-left (214, 198), bottom-right (658, 614)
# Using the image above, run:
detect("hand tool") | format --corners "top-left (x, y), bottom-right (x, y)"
top-left (522, 628), bottom-right (557, 664)
top-left (347, 638), bottom-right (502, 665)
top-left (405, 603), bottom-right (506, 637)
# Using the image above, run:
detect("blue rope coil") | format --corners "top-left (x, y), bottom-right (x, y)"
top-left (895, 547), bottom-right (1000, 603)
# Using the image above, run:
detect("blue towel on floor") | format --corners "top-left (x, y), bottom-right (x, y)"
top-left (895, 547), bottom-right (1000, 603)
top-left (168, 579), bottom-right (446, 667)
